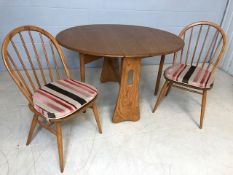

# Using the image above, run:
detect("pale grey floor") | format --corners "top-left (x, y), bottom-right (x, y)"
top-left (0, 65), bottom-right (233, 175)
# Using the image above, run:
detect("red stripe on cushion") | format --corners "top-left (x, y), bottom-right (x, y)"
top-left (34, 105), bottom-right (52, 117)
top-left (173, 64), bottom-right (186, 81)
top-left (40, 89), bottom-right (77, 109)
top-left (64, 79), bottom-right (96, 94)
top-left (169, 64), bottom-right (182, 80)
top-left (34, 105), bottom-right (45, 116)
top-left (37, 89), bottom-right (76, 111)
top-left (56, 81), bottom-right (91, 97)
top-left (168, 64), bottom-right (183, 75)
top-left (71, 79), bottom-right (97, 92)
top-left (199, 70), bottom-right (210, 88)
top-left (34, 93), bottom-right (65, 113)
top-left (192, 69), bottom-right (202, 83)
top-left (69, 79), bottom-right (97, 92)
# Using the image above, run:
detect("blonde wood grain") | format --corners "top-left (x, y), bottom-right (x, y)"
top-left (50, 41), bottom-right (61, 80)
top-left (180, 33), bottom-right (185, 63)
top-left (7, 52), bottom-right (33, 97)
top-left (19, 32), bottom-right (40, 87)
top-left (185, 27), bottom-right (193, 64)
top-left (172, 84), bottom-right (203, 95)
top-left (196, 26), bottom-right (210, 66)
top-left (56, 122), bottom-right (64, 173)
top-left (200, 90), bottom-right (207, 129)
top-left (113, 57), bottom-right (141, 123)
top-left (207, 36), bottom-right (223, 69)
top-left (153, 80), bottom-right (170, 112)
top-left (6, 53), bottom-right (33, 103)
top-left (28, 30), bottom-right (47, 84)
top-left (37, 120), bottom-right (56, 135)
top-left (165, 82), bottom-right (173, 96)
top-left (92, 102), bottom-right (102, 134)
top-left (11, 39), bottom-right (36, 91)
top-left (202, 30), bottom-right (218, 68)
top-left (191, 25), bottom-right (203, 65)
top-left (39, 32), bottom-right (54, 81)
top-left (26, 114), bottom-right (38, 145)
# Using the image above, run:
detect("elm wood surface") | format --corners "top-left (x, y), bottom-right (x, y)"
top-left (113, 57), bottom-right (141, 122)
top-left (100, 58), bottom-right (120, 83)
top-left (56, 24), bottom-right (184, 123)
top-left (152, 21), bottom-right (227, 129)
top-left (56, 24), bottom-right (184, 58)
top-left (1, 26), bottom-right (102, 172)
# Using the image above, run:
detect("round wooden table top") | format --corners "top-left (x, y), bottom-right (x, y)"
top-left (56, 24), bottom-right (184, 58)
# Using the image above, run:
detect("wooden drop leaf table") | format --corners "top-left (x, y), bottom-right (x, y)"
top-left (56, 24), bottom-right (184, 123)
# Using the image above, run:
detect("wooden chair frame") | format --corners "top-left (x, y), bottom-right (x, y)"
top-left (1, 25), bottom-right (102, 172)
top-left (152, 21), bottom-right (227, 129)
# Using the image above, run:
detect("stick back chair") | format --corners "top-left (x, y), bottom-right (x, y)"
top-left (1, 25), bottom-right (102, 172)
top-left (152, 21), bottom-right (227, 129)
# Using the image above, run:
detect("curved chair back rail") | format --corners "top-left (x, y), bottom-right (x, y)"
top-left (1, 25), bottom-right (71, 104)
top-left (173, 21), bottom-right (227, 75)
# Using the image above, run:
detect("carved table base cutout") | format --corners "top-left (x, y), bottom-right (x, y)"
top-left (112, 57), bottom-right (141, 123)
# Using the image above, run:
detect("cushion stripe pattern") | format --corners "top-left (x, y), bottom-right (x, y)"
top-left (33, 79), bottom-right (97, 120)
top-left (164, 64), bottom-right (214, 89)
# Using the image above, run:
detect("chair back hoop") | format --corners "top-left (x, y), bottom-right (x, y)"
top-left (1, 25), bottom-right (71, 104)
top-left (173, 21), bottom-right (227, 75)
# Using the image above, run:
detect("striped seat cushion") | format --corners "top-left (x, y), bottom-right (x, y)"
top-left (33, 79), bottom-right (97, 120)
top-left (164, 64), bottom-right (214, 89)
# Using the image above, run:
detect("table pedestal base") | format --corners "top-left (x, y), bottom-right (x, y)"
top-left (112, 57), bottom-right (141, 123)
top-left (100, 58), bottom-right (120, 82)
top-left (80, 54), bottom-right (102, 82)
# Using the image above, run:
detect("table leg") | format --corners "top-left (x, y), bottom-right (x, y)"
top-left (79, 53), bottom-right (102, 82)
top-left (112, 57), bottom-right (141, 123)
top-left (80, 54), bottom-right (85, 82)
top-left (100, 57), bottom-right (120, 82)
top-left (154, 55), bottom-right (165, 95)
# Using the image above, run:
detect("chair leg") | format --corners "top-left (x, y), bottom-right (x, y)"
top-left (154, 55), bottom-right (165, 95)
top-left (92, 102), bottom-right (102, 134)
top-left (56, 122), bottom-right (64, 173)
top-left (165, 83), bottom-right (172, 96)
top-left (26, 114), bottom-right (38, 145)
top-left (200, 90), bottom-right (207, 129)
top-left (152, 80), bottom-right (170, 113)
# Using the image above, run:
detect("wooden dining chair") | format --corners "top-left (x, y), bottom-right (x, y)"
top-left (1, 25), bottom-right (102, 172)
top-left (152, 21), bottom-right (227, 129)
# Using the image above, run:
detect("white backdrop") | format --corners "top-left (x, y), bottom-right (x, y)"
top-left (221, 0), bottom-right (233, 76)
top-left (0, 0), bottom-right (228, 70)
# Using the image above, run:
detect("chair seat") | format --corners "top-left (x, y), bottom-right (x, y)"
top-left (164, 64), bottom-right (214, 89)
top-left (33, 79), bottom-right (97, 120)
